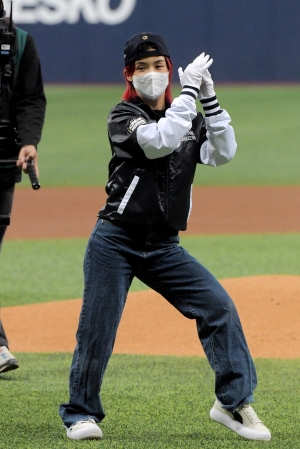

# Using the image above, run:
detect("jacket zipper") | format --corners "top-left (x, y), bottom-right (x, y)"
top-left (165, 160), bottom-right (169, 222)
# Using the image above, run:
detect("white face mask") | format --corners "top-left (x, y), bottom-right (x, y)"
top-left (132, 71), bottom-right (169, 101)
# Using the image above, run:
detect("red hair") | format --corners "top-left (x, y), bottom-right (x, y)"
top-left (122, 57), bottom-right (173, 104)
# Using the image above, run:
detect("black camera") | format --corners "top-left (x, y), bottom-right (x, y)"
top-left (0, 0), bottom-right (5, 19)
top-left (0, 2), bottom-right (15, 64)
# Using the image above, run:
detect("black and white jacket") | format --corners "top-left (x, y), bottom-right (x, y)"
top-left (98, 91), bottom-right (237, 232)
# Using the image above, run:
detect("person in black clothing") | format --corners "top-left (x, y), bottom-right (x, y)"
top-left (59, 32), bottom-right (271, 442)
top-left (0, 1), bottom-right (46, 373)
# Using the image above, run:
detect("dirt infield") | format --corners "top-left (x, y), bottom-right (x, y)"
top-left (3, 186), bottom-right (300, 358)
top-left (5, 185), bottom-right (300, 239)
top-left (2, 275), bottom-right (300, 358)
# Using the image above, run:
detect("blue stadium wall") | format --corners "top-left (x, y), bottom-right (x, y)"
top-left (6, 0), bottom-right (300, 83)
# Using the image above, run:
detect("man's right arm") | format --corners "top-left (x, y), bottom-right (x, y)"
top-left (15, 34), bottom-right (47, 148)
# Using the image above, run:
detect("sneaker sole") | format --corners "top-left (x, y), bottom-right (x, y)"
top-left (0, 361), bottom-right (19, 373)
top-left (67, 432), bottom-right (102, 440)
top-left (67, 428), bottom-right (103, 440)
top-left (210, 407), bottom-right (271, 441)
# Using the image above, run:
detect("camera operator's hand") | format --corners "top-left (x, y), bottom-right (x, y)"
top-left (17, 145), bottom-right (39, 177)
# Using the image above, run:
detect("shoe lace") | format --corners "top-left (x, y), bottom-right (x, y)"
top-left (69, 418), bottom-right (95, 430)
top-left (240, 404), bottom-right (262, 424)
top-left (0, 346), bottom-right (9, 359)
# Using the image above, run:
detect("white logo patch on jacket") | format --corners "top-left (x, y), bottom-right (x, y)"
top-left (181, 130), bottom-right (196, 142)
top-left (127, 116), bottom-right (147, 134)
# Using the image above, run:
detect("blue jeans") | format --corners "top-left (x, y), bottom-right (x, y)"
top-left (59, 219), bottom-right (256, 427)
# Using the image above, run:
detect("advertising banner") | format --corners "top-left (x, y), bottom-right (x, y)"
top-left (4, 0), bottom-right (300, 83)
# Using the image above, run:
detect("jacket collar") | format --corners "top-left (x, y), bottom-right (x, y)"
top-left (129, 96), bottom-right (171, 120)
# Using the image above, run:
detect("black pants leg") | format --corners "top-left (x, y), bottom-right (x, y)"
top-left (0, 183), bottom-right (15, 348)
top-left (0, 320), bottom-right (8, 347)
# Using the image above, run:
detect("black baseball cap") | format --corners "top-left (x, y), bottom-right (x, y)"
top-left (124, 32), bottom-right (170, 66)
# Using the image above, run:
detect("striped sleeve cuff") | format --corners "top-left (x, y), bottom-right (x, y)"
top-left (180, 85), bottom-right (199, 101)
top-left (200, 95), bottom-right (223, 117)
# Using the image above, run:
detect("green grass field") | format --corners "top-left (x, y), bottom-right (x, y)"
top-left (1, 233), bottom-right (299, 306)
top-left (1, 85), bottom-right (299, 448)
top-left (1, 354), bottom-right (299, 448)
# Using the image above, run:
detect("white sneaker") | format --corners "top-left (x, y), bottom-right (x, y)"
top-left (210, 399), bottom-right (271, 441)
top-left (66, 419), bottom-right (102, 440)
top-left (0, 346), bottom-right (19, 373)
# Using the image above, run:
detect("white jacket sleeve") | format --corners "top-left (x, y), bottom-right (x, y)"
top-left (136, 95), bottom-right (197, 159)
top-left (200, 109), bottom-right (237, 167)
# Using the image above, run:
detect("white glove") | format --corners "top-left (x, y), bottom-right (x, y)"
top-left (178, 67), bottom-right (184, 85)
top-left (199, 69), bottom-right (216, 99)
top-left (199, 69), bottom-right (221, 117)
top-left (178, 53), bottom-right (213, 91)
